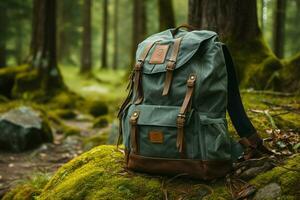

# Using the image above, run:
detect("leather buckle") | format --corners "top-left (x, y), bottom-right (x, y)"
top-left (134, 61), bottom-right (143, 71)
top-left (166, 60), bottom-right (176, 71)
top-left (176, 114), bottom-right (186, 128)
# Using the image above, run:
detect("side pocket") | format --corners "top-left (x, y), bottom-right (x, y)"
top-left (121, 104), bottom-right (133, 150)
top-left (201, 117), bottom-right (231, 160)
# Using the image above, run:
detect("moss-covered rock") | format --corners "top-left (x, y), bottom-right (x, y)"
top-left (48, 109), bottom-right (77, 119)
top-left (250, 155), bottom-right (300, 199)
top-left (62, 126), bottom-right (81, 137)
top-left (93, 115), bottom-right (111, 128)
top-left (279, 53), bottom-right (300, 93)
top-left (86, 100), bottom-right (109, 117)
top-left (0, 65), bottom-right (29, 98)
top-left (38, 145), bottom-right (163, 200)
top-left (49, 91), bottom-right (81, 109)
top-left (11, 69), bottom-right (43, 99)
top-left (2, 184), bottom-right (40, 200)
top-left (2, 172), bottom-right (51, 200)
top-left (0, 106), bottom-right (53, 152)
top-left (2, 144), bottom-right (295, 200)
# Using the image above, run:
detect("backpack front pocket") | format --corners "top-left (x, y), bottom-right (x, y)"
top-left (199, 116), bottom-right (232, 160)
top-left (123, 104), bottom-right (193, 159)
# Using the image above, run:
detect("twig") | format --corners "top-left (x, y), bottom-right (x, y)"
top-left (261, 100), bottom-right (300, 115)
top-left (242, 89), bottom-right (295, 97)
top-left (264, 110), bottom-right (277, 129)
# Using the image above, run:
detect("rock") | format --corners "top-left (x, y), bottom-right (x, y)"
top-left (0, 106), bottom-right (53, 152)
top-left (92, 115), bottom-right (110, 128)
top-left (253, 183), bottom-right (281, 200)
top-left (38, 145), bottom-right (163, 200)
top-left (87, 100), bottom-right (108, 117)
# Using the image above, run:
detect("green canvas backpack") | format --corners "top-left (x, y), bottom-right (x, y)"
top-left (118, 26), bottom-right (263, 180)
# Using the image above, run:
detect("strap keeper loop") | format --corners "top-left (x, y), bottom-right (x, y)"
top-left (134, 62), bottom-right (143, 71)
top-left (176, 114), bottom-right (186, 128)
top-left (166, 62), bottom-right (175, 71)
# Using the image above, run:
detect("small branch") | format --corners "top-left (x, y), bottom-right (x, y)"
top-left (262, 100), bottom-right (300, 115)
top-left (242, 89), bottom-right (295, 97)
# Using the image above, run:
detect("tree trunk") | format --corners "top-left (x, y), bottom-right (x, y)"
top-left (0, 5), bottom-right (7, 68)
top-left (112, 0), bottom-right (119, 70)
top-left (30, 0), bottom-right (64, 89)
top-left (188, 0), bottom-right (281, 90)
top-left (80, 0), bottom-right (92, 74)
top-left (101, 0), bottom-right (108, 69)
top-left (260, 0), bottom-right (266, 30)
top-left (15, 18), bottom-right (24, 65)
top-left (188, 0), bottom-right (260, 41)
top-left (273, 0), bottom-right (286, 58)
top-left (131, 0), bottom-right (147, 65)
top-left (158, 0), bottom-right (175, 31)
top-left (57, 0), bottom-right (67, 63)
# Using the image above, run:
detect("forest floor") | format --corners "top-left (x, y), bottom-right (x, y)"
top-left (0, 67), bottom-right (125, 198)
top-left (0, 118), bottom-right (109, 197)
top-left (1, 67), bottom-right (300, 199)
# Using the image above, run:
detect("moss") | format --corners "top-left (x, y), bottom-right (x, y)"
top-left (11, 69), bottom-right (42, 99)
top-left (2, 172), bottom-right (51, 200)
top-left (2, 184), bottom-right (39, 200)
top-left (37, 145), bottom-right (163, 200)
top-left (250, 155), bottom-right (300, 198)
top-left (62, 126), bottom-right (81, 137)
top-left (0, 95), bottom-right (9, 102)
top-left (48, 109), bottom-right (77, 119)
top-left (93, 115), bottom-right (111, 128)
top-left (82, 132), bottom-right (109, 150)
top-left (49, 91), bottom-right (81, 109)
top-left (279, 53), bottom-right (300, 93)
top-left (0, 65), bottom-right (29, 98)
top-left (86, 100), bottom-right (109, 117)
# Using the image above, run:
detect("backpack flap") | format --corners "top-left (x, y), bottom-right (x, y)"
top-left (136, 29), bottom-right (217, 74)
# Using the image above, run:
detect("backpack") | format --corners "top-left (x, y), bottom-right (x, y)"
top-left (118, 26), bottom-right (262, 180)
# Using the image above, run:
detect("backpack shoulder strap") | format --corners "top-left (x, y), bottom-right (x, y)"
top-left (221, 44), bottom-right (262, 148)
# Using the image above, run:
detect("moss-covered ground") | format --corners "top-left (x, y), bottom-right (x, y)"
top-left (1, 65), bottom-right (300, 200)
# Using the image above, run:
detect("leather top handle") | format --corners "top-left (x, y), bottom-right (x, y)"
top-left (172, 24), bottom-right (196, 37)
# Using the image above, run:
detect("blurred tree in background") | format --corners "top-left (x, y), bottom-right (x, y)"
top-left (0, 0), bottom-right (299, 90)
top-left (80, 0), bottom-right (92, 74)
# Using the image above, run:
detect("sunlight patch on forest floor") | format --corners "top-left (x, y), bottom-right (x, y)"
top-left (60, 66), bottom-right (127, 102)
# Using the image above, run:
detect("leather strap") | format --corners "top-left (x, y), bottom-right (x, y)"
top-left (176, 74), bottom-right (196, 153)
top-left (134, 42), bottom-right (157, 104)
top-left (162, 38), bottom-right (182, 96)
top-left (130, 111), bottom-right (140, 153)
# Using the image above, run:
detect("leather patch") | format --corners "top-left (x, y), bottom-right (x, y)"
top-left (149, 44), bottom-right (169, 64)
top-left (149, 131), bottom-right (164, 143)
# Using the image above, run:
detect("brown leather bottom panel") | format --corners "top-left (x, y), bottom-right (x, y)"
top-left (126, 153), bottom-right (233, 180)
